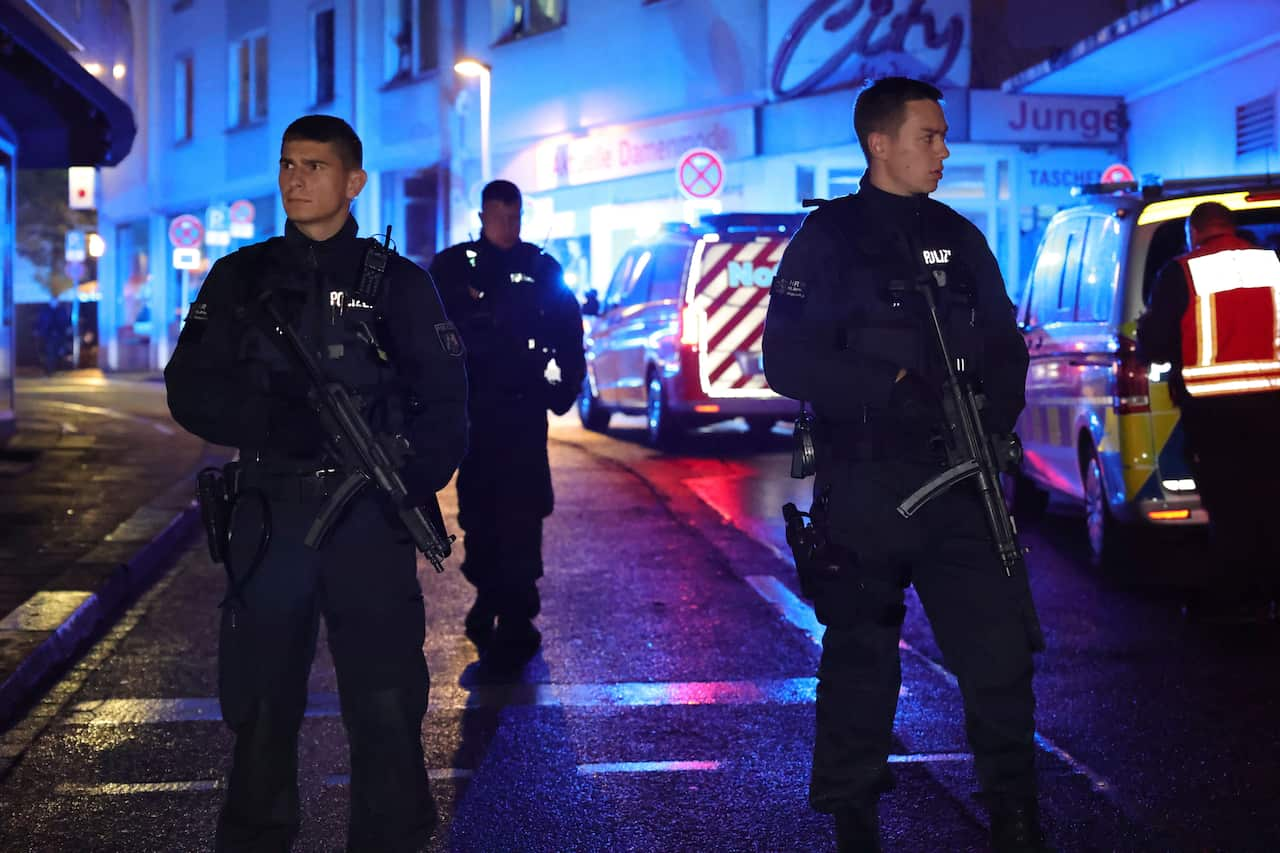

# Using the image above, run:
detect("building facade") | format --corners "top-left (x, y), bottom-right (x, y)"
top-left (100, 0), bottom-right (1126, 371)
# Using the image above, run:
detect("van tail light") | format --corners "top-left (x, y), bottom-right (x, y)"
top-left (680, 306), bottom-right (701, 348)
top-left (1115, 336), bottom-right (1150, 414)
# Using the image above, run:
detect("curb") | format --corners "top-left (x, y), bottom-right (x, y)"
top-left (0, 448), bottom-right (229, 730)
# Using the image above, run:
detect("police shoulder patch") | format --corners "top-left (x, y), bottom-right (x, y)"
top-left (771, 277), bottom-right (808, 299)
top-left (435, 321), bottom-right (464, 357)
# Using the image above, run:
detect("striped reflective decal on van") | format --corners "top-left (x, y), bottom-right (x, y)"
top-left (689, 237), bottom-right (788, 397)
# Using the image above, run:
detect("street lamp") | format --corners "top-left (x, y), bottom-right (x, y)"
top-left (453, 58), bottom-right (492, 185)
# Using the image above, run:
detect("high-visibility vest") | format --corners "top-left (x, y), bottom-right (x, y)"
top-left (1178, 234), bottom-right (1280, 398)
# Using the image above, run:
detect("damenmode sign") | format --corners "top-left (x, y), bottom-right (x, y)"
top-left (769, 0), bottom-right (972, 100)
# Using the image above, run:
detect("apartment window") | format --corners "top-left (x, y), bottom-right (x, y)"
top-left (494, 0), bottom-right (564, 43)
top-left (311, 7), bottom-right (336, 105)
top-left (174, 55), bottom-right (193, 142)
top-left (228, 31), bottom-right (269, 126)
top-left (385, 0), bottom-right (438, 83)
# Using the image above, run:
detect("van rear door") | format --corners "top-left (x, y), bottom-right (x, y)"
top-left (686, 234), bottom-right (789, 398)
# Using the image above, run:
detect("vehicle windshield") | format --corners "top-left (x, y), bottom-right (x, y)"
top-left (1143, 206), bottom-right (1280, 303)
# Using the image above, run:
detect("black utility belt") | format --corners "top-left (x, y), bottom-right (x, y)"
top-left (237, 465), bottom-right (347, 501)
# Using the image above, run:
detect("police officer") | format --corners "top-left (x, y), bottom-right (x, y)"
top-left (763, 78), bottom-right (1046, 852)
top-left (429, 180), bottom-right (585, 669)
top-left (164, 115), bottom-right (467, 852)
top-left (1138, 201), bottom-right (1280, 623)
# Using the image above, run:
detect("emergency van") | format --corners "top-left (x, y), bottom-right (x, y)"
top-left (1011, 175), bottom-right (1280, 567)
top-left (578, 213), bottom-right (805, 448)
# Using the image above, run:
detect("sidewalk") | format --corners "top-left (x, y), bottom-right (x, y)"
top-left (0, 371), bottom-right (231, 730)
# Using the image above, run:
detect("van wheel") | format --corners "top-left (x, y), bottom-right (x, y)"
top-left (1084, 449), bottom-right (1131, 570)
top-left (577, 378), bottom-right (611, 432)
top-left (646, 373), bottom-right (681, 450)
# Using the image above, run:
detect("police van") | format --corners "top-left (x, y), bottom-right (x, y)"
top-left (1011, 175), bottom-right (1280, 566)
top-left (578, 213), bottom-right (805, 448)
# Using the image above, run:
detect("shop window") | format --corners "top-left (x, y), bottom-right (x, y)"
top-left (544, 236), bottom-right (591, 295)
top-left (228, 31), bottom-right (269, 127)
top-left (385, 0), bottom-right (439, 82)
top-left (174, 55), bottom-right (194, 142)
top-left (827, 169), bottom-right (860, 199)
top-left (311, 6), bottom-right (336, 105)
top-left (494, 0), bottom-right (565, 44)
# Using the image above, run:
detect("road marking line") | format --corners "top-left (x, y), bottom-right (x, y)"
top-left (744, 575), bottom-right (824, 645)
top-left (62, 678), bottom-right (822, 725)
top-left (887, 753), bottom-right (972, 763)
top-left (742, 573), bottom-right (1118, 799)
top-left (325, 770), bottom-right (473, 785)
top-left (576, 760), bottom-right (721, 774)
top-left (55, 780), bottom-right (220, 795)
top-left (40, 400), bottom-right (175, 435)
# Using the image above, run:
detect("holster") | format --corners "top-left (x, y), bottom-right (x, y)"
top-left (782, 488), bottom-right (855, 600)
top-left (195, 463), bottom-right (239, 564)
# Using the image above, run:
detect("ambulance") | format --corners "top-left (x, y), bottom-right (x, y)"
top-left (578, 213), bottom-right (805, 448)
top-left (1011, 175), bottom-right (1280, 567)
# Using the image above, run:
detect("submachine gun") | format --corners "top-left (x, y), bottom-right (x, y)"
top-left (891, 244), bottom-right (1025, 577)
top-left (258, 229), bottom-right (454, 573)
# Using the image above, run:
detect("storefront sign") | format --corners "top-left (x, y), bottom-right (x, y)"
top-left (970, 91), bottom-right (1124, 145)
top-left (769, 0), bottom-right (971, 99)
top-left (533, 109), bottom-right (753, 191)
top-left (1020, 148), bottom-right (1122, 207)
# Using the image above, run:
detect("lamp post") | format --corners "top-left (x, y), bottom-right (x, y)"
top-left (453, 58), bottom-right (492, 185)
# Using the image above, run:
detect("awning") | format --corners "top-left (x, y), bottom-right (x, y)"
top-left (0, 3), bottom-right (136, 167)
top-left (1002, 0), bottom-right (1280, 99)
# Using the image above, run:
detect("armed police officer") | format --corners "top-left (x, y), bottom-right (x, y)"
top-left (430, 179), bottom-right (585, 670)
top-left (763, 78), bottom-right (1047, 852)
top-left (1138, 201), bottom-right (1280, 623)
top-left (164, 115), bottom-right (467, 852)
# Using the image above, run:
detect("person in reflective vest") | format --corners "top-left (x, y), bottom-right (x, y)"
top-left (1138, 201), bottom-right (1280, 623)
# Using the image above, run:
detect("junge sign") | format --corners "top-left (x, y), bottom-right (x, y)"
top-left (970, 91), bottom-right (1125, 145)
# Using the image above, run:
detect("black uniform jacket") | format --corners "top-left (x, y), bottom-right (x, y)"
top-left (429, 236), bottom-right (585, 519)
top-left (164, 217), bottom-right (468, 494)
top-left (763, 178), bottom-right (1028, 517)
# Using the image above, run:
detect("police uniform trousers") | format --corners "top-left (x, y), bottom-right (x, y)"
top-left (215, 467), bottom-right (435, 853)
top-left (455, 401), bottom-right (551, 622)
top-left (808, 456), bottom-right (1040, 813)
top-left (1179, 393), bottom-right (1280, 600)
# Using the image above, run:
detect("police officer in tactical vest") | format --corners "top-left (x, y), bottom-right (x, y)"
top-left (1138, 201), bottom-right (1280, 623)
top-left (763, 78), bottom-right (1048, 852)
top-left (429, 180), bottom-right (585, 670)
top-left (164, 115), bottom-right (468, 851)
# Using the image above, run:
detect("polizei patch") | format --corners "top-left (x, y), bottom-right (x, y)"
top-left (435, 322), bottom-right (464, 357)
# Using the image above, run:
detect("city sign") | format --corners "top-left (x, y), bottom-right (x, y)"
top-left (205, 204), bottom-right (231, 247)
top-left (769, 0), bottom-right (971, 99)
top-left (172, 247), bottom-right (201, 270)
top-left (229, 199), bottom-right (256, 239)
top-left (677, 149), bottom-right (725, 200)
top-left (969, 91), bottom-right (1124, 145)
top-left (168, 214), bottom-right (204, 249)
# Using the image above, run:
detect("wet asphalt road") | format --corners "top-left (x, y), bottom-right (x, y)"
top-left (1, 395), bottom-right (1278, 852)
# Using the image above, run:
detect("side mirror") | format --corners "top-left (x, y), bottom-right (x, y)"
top-left (582, 289), bottom-right (600, 317)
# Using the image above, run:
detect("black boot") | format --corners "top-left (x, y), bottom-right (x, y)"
top-left (988, 797), bottom-right (1052, 853)
top-left (833, 801), bottom-right (881, 853)
top-left (464, 601), bottom-right (495, 649)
